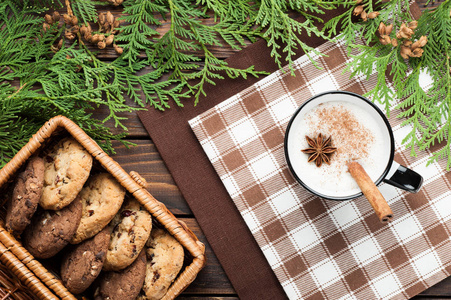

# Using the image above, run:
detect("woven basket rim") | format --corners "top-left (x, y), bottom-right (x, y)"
top-left (0, 115), bottom-right (206, 300)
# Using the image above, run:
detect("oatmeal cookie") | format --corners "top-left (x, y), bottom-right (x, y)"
top-left (94, 249), bottom-right (147, 300)
top-left (22, 195), bottom-right (83, 259)
top-left (61, 226), bottom-right (111, 294)
top-left (6, 156), bottom-right (45, 233)
top-left (70, 173), bottom-right (125, 244)
top-left (102, 198), bottom-right (152, 271)
top-left (40, 137), bottom-right (92, 210)
top-left (142, 228), bottom-right (184, 300)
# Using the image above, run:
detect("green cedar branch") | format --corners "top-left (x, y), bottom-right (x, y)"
top-left (71, 0), bottom-right (106, 24)
top-left (329, 0), bottom-right (451, 168)
top-left (0, 1), bottom-right (134, 167)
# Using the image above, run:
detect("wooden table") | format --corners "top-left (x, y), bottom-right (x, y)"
top-left (90, 1), bottom-right (450, 299)
top-left (100, 76), bottom-right (451, 300)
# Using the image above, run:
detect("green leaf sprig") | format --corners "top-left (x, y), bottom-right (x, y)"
top-left (325, 0), bottom-right (451, 168)
top-left (3, 0), bottom-right (451, 169)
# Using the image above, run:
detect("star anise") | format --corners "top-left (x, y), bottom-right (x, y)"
top-left (301, 133), bottom-right (337, 167)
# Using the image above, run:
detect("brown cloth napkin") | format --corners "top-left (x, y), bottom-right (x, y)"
top-left (137, 5), bottom-right (421, 300)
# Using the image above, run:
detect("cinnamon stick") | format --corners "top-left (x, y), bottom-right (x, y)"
top-left (348, 161), bottom-right (393, 223)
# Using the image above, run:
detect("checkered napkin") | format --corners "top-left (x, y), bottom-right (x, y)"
top-left (188, 38), bottom-right (451, 300)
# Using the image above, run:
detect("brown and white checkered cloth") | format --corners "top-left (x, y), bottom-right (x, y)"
top-left (189, 38), bottom-right (451, 300)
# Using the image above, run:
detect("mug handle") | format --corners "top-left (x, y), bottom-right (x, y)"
top-left (383, 162), bottom-right (423, 193)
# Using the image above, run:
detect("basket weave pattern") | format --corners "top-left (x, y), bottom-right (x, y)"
top-left (0, 116), bottom-right (206, 300)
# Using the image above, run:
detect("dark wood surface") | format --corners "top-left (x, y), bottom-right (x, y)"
top-left (91, 1), bottom-right (450, 298)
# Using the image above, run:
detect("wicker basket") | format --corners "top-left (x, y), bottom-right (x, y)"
top-left (0, 116), bottom-right (206, 300)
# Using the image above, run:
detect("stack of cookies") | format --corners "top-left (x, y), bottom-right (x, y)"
top-left (4, 137), bottom-right (185, 300)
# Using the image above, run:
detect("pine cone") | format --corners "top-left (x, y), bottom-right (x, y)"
top-left (45, 14), bottom-right (53, 24)
top-left (71, 15), bottom-right (78, 26)
top-left (411, 48), bottom-right (424, 57)
top-left (109, 0), bottom-right (123, 6)
top-left (70, 25), bottom-right (79, 34)
top-left (105, 34), bottom-right (114, 46)
top-left (361, 11), bottom-right (368, 21)
top-left (52, 11), bottom-right (60, 22)
top-left (368, 12), bottom-right (379, 19)
top-left (106, 11), bottom-right (115, 25)
top-left (64, 30), bottom-right (76, 40)
top-left (385, 24), bottom-right (393, 35)
top-left (98, 41), bottom-right (106, 49)
top-left (397, 23), bottom-right (414, 39)
top-left (418, 36), bottom-right (428, 47)
top-left (378, 22), bottom-right (386, 35)
top-left (408, 21), bottom-right (418, 30)
top-left (353, 5), bottom-right (364, 16)
top-left (85, 32), bottom-right (93, 42)
top-left (43, 22), bottom-right (50, 32)
top-left (114, 44), bottom-right (123, 54)
top-left (98, 13), bottom-right (106, 25)
top-left (80, 25), bottom-right (88, 36)
top-left (63, 14), bottom-right (71, 24)
top-left (379, 35), bottom-right (391, 45)
top-left (91, 34), bottom-right (101, 44)
top-left (400, 46), bottom-right (412, 59)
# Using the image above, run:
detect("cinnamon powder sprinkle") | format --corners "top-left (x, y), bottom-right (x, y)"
top-left (306, 104), bottom-right (374, 173)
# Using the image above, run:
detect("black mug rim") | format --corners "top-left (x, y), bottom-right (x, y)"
top-left (284, 90), bottom-right (395, 201)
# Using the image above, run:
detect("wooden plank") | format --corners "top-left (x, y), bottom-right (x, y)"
top-left (89, 65), bottom-right (202, 139)
top-left (110, 140), bottom-right (192, 215)
top-left (418, 278), bottom-right (451, 297)
top-left (92, 108), bottom-right (149, 138)
top-left (414, 297), bottom-right (451, 300)
top-left (179, 218), bottom-right (235, 295)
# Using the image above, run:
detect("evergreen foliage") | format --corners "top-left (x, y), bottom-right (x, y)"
top-left (71, 0), bottom-right (104, 23)
top-left (0, 1), bottom-right (135, 166)
top-left (1, 0), bottom-right (451, 168)
top-left (401, 0), bottom-right (451, 168)
top-left (326, 0), bottom-right (451, 168)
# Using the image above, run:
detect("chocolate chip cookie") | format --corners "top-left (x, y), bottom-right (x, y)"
top-left (141, 228), bottom-right (184, 300)
top-left (22, 195), bottom-right (83, 259)
top-left (102, 198), bottom-right (152, 271)
top-left (94, 249), bottom-right (147, 300)
top-left (70, 173), bottom-right (125, 244)
top-left (6, 156), bottom-right (45, 233)
top-left (40, 137), bottom-right (92, 210)
top-left (61, 226), bottom-right (111, 294)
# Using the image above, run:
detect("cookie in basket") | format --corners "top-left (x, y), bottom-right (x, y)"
top-left (94, 248), bottom-right (147, 300)
top-left (40, 137), bottom-right (92, 210)
top-left (102, 197), bottom-right (152, 271)
top-left (6, 156), bottom-right (45, 233)
top-left (70, 173), bottom-right (125, 244)
top-left (141, 228), bottom-right (184, 300)
top-left (22, 195), bottom-right (83, 259)
top-left (61, 226), bottom-right (111, 294)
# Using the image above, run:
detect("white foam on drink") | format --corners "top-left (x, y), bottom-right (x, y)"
top-left (290, 101), bottom-right (388, 197)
